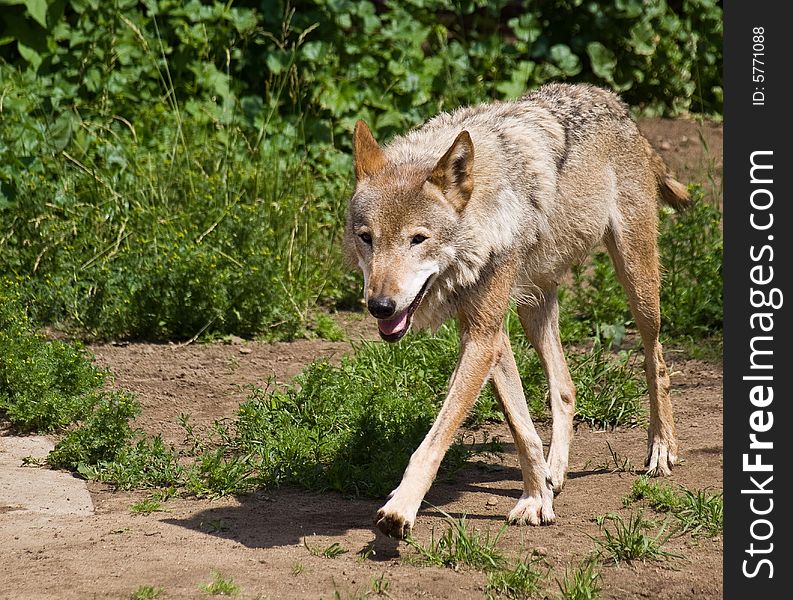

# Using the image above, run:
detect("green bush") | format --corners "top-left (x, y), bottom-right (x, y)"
top-left (1, 1), bottom-right (722, 340)
top-left (0, 277), bottom-right (109, 431)
top-left (0, 66), bottom-right (350, 340)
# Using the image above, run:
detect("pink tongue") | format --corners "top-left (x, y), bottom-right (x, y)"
top-left (378, 310), bottom-right (409, 336)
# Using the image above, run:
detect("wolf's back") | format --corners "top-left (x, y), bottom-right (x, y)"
top-left (524, 83), bottom-right (690, 211)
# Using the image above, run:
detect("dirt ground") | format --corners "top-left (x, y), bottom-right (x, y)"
top-left (0, 118), bottom-right (723, 600)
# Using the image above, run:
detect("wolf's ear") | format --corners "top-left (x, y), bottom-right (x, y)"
top-left (428, 130), bottom-right (474, 212)
top-left (353, 120), bottom-right (386, 181)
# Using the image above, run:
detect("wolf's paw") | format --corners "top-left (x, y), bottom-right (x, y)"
top-left (645, 436), bottom-right (678, 477)
top-left (374, 498), bottom-right (417, 539)
top-left (507, 491), bottom-right (555, 526)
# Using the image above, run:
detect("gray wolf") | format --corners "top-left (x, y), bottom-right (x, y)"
top-left (344, 82), bottom-right (689, 539)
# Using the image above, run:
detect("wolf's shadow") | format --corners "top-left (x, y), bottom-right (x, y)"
top-left (162, 440), bottom-right (611, 553)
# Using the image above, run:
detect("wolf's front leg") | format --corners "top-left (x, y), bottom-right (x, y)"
top-left (491, 333), bottom-right (555, 525)
top-left (375, 331), bottom-right (501, 539)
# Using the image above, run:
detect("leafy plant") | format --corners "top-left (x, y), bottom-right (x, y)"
top-left (0, 278), bottom-right (111, 432)
top-left (199, 571), bottom-right (239, 596)
top-left (129, 498), bottom-right (163, 516)
top-left (129, 585), bottom-right (164, 600)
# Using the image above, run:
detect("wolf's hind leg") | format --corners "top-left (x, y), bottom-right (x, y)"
top-left (492, 332), bottom-right (555, 525)
top-left (517, 291), bottom-right (576, 494)
top-left (604, 211), bottom-right (678, 476)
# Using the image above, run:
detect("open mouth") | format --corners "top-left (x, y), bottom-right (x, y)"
top-left (377, 276), bottom-right (434, 342)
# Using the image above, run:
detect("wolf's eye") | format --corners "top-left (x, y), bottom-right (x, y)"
top-left (358, 232), bottom-right (372, 245)
top-left (411, 234), bottom-right (428, 246)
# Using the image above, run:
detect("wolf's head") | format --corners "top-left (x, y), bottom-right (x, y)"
top-left (345, 120), bottom-right (474, 342)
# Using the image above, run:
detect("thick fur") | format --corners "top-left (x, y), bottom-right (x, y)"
top-left (345, 83), bottom-right (689, 539)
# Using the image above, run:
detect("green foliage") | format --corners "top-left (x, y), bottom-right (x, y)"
top-left (406, 513), bottom-right (507, 572)
top-left (130, 586), bottom-right (164, 600)
top-left (129, 497), bottom-right (163, 515)
top-left (1, 1), bottom-right (721, 341)
top-left (592, 511), bottom-right (679, 564)
top-left (485, 552), bottom-right (548, 599)
top-left (624, 476), bottom-right (723, 536)
top-left (199, 571), bottom-right (239, 596)
top-left (569, 341), bottom-right (646, 429)
top-left (555, 559), bottom-right (602, 600)
top-left (0, 65), bottom-right (349, 340)
top-left (0, 277), bottom-right (118, 432)
top-left (71, 434), bottom-right (184, 489)
top-left (304, 539), bottom-right (349, 559)
top-left (44, 388), bottom-right (148, 473)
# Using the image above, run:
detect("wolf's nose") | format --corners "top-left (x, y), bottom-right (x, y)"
top-left (368, 297), bottom-right (396, 319)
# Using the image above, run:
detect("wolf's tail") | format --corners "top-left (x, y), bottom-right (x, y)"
top-left (646, 140), bottom-right (691, 211)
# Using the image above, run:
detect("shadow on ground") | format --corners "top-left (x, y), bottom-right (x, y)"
top-left (162, 449), bottom-right (614, 553)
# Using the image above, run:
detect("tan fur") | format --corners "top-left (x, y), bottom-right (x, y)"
top-left (345, 83), bottom-right (688, 539)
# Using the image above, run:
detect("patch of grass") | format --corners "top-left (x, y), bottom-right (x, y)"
top-left (592, 512), bottom-right (679, 564)
top-left (570, 342), bottom-right (647, 429)
top-left (200, 571), bottom-right (239, 596)
top-left (485, 552), bottom-right (547, 599)
top-left (60, 317), bottom-right (645, 498)
top-left (130, 586), bottom-right (164, 600)
top-left (556, 559), bottom-right (602, 600)
top-left (675, 488), bottom-right (724, 537)
top-left (369, 573), bottom-right (391, 596)
top-left (624, 476), bottom-right (723, 536)
top-left (406, 512), bottom-right (507, 572)
top-left (304, 539), bottom-right (349, 559)
top-left (130, 498), bottom-right (163, 516)
top-left (311, 313), bottom-right (346, 342)
top-left (1, 62), bottom-right (352, 343)
top-left (291, 562), bottom-right (305, 576)
top-left (0, 278), bottom-right (122, 433)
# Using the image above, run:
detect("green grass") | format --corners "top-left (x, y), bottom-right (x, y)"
top-left (405, 513), bottom-right (507, 572)
top-left (485, 552), bottom-right (547, 599)
top-left (624, 476), bottom-right (723, 536)
top-left (200, 571), bottom-right (239, 596)
top-left (129, 498), bottom-right (163, 516)
top-left (22, 314), bottom-right (647, 499)
top-left (129, 586), bottom-right (164, 600)
top-left (555, 559), bottom-right (602, 600)
top-left (368, 573), bottom-right (391, 596)
top-left (592, 512), bottom-right (680, 564)
top-left (0, 278), bottom-right (125, 433)
top-left (304, 540), bottom-right (349, 559)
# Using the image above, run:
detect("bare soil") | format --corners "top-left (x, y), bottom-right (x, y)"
top-left (0, 118), bottom-right (723, 600)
